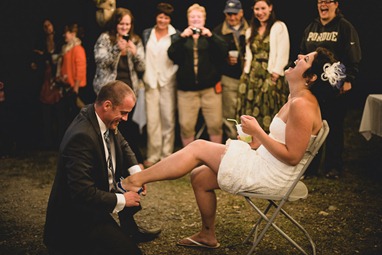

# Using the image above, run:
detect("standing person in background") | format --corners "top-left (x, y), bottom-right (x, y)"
top-left (300, 0), bottom-right (361, 179)
top-left (93, 8), bottom-right (146, 168)
top-left (31, 19), bottom-right (61, 94)
top-left (214, 0), bottom-right (249, 139)
top-left (56, 23), bottom-right (87, 144)
top-left (236, 0), bottom-right (290, 133)
top-left (32, 19), bottom-right (63, 149)
top-left (141, 3), bottom-right (179, 168)
top-left (168, 3), bottom-right (228, 147)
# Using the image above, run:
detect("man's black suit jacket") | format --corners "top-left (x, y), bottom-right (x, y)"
top-left (44, 104), bottom-right (140, 250)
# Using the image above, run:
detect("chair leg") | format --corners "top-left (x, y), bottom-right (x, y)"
top-left (244, 197), bottom-right (316, 255)
top-left (245, 200), bottom-right (280, 255)
top-left (244, 198), bottom-right (280, 255)
top-left (276, 205), bottom-right (316, 255)
top-left (243, 201), bottom-right (272, 244)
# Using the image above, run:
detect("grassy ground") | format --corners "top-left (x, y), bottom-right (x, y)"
top-left (1, 107), bottom-right (382, 255)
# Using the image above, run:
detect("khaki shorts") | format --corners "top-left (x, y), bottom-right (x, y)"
top-left (177, 87), bottom-right (222, 138)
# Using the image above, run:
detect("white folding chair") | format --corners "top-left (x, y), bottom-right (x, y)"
top-left (238, 120), bottom-right (329, 255)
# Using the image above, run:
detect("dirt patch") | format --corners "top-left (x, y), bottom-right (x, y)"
top-left (1, 108), bottom-right (382, 255)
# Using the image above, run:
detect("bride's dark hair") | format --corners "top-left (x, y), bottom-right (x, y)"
top-left (305, 47), bottom-right (346, 102)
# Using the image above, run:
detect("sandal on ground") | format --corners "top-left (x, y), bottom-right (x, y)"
top-left (177, 237), bottom-right (220, 249)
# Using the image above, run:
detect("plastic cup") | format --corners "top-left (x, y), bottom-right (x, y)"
top-left (236, 124), bottom-right (252, 143)
top-left (228, 50), bottom-right (239, 58)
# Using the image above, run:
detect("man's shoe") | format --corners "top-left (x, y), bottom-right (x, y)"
top-left (133, 226), bottom-right (161, 243)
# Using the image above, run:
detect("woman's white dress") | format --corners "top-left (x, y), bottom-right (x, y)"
top-left (217, 116), bottom-right (315, 195)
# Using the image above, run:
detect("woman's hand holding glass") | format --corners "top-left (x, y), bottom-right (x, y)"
top-left (240, 115), bottom-right (262, 148)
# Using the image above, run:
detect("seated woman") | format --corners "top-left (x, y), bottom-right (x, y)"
top-left (121, 47), bottom-right (346, 249)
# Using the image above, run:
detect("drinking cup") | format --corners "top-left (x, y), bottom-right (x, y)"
top-left (236, 124), bottom-right (252, 143)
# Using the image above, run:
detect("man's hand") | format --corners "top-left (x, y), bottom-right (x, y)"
top-left (123, 191), bottom-right (141, 207)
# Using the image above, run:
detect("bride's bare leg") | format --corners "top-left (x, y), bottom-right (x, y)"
top-left (122, 139), bottom-right (225, 192)
top-left (176, 165), bottom-right (220, 246)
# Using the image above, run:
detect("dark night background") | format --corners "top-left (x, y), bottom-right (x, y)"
top-left (0, 0), bottom-right (381, 152)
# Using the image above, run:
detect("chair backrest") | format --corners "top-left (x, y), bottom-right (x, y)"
top-left (296, 120), bottom-right (329, 178)
top-left (308, 120), bottom-right (329, 158)
top-left (283, 120), bottom-right (330, 201)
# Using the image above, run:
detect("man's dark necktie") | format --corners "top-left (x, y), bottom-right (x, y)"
top-left (104, 130), bottom-right (118, 191)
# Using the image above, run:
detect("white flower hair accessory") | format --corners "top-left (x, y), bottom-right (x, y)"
top-left (321, 62), bottom-right (346, 89)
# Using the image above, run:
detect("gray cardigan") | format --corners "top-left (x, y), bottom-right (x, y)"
top-left (93, 32), bottom-right (145, 94)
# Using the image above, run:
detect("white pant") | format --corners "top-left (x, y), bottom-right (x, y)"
top-left (145, 82), bottom-right (176, 163)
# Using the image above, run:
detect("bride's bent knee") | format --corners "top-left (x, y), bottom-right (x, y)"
top-left (190, 169), bottom-right (204, 188)
top-left (188, 139), bottom-right (209, 149)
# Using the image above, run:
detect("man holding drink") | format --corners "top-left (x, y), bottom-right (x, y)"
top-left (214, 0), bottom-right (249, 140)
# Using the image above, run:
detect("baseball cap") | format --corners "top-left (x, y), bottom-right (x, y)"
top-left (223, 0), bottom-right (242, 14)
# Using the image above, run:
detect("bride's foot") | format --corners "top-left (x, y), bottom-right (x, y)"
top-left (176, 233), bottom-right (220, 249)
